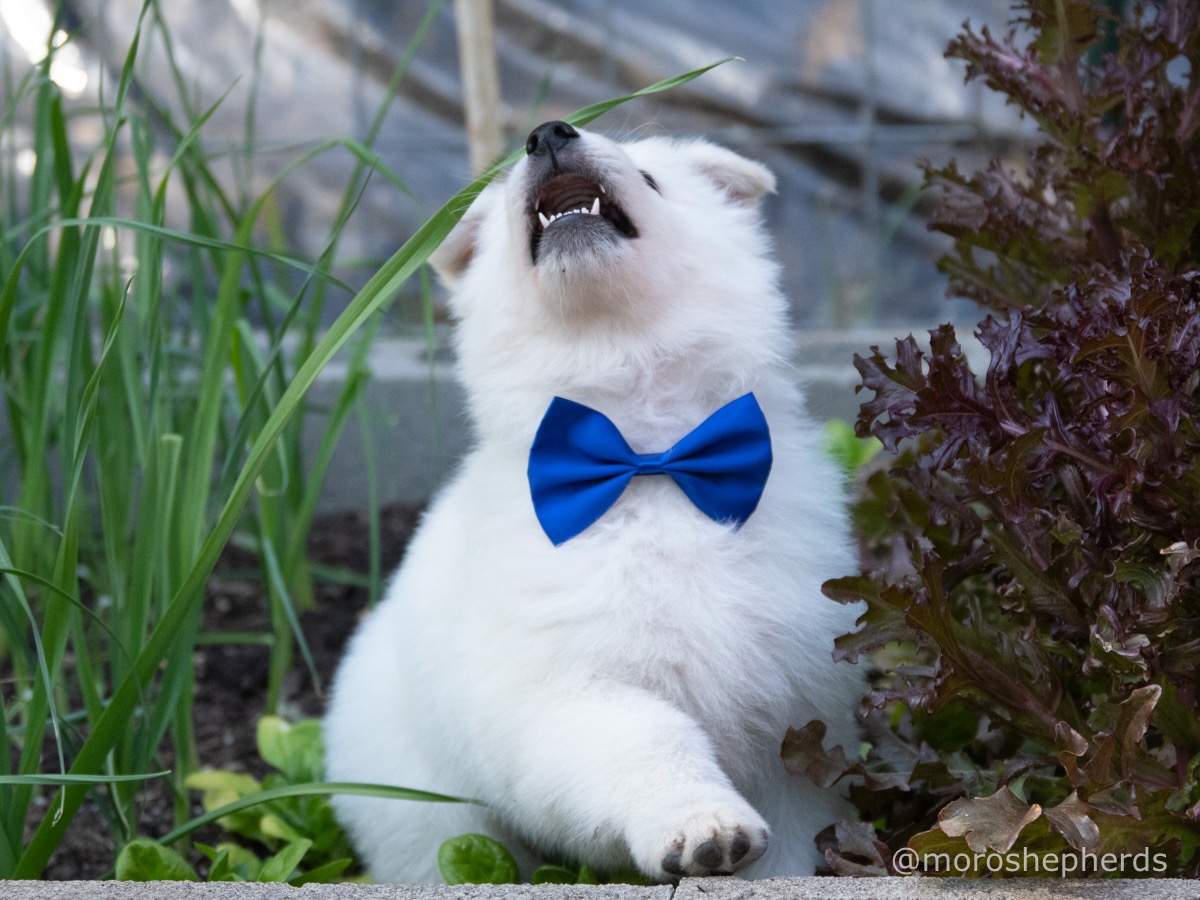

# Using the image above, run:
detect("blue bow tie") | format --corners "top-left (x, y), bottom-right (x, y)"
top-left (527, 393), bottom-right (773, 545)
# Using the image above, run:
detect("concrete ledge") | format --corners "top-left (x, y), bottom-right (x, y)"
top-left (5, 880), bottom-right (1199, 900)
top-left (674, 879), bottom-right (1200, 900)
top-left (310, 328), bottom-right (986, 513)
top-left (0, 327), bottom-right (978, 516)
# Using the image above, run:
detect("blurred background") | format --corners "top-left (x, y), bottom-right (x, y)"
top-left (1, 0), bottom-right (1032, 509)
top-left (1, 0), bottom-right (1033, 330)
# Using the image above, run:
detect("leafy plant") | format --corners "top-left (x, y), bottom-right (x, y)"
top-left (115, 839), bottom-right (200, 882)
top-left (114, 835), bottom-right (337, 884)
top-left (436, 833), bottom-right (650, 886)
top-left (116, 716), bottom-right (355, 883)
top-left (810, 0), bottom-right (1200, 877)
top-left (181, 716), bottom-right (353, 880)
top-left (438, 834), bottom-right (521, 885)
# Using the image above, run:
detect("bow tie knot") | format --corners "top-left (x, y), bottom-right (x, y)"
top-left (527, 393), bottom-right (773, 545)
top-left (629, 451), bottom-right (671, 475)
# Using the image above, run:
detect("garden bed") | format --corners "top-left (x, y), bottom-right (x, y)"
top-left (33, 505), bottom-right (424, 881)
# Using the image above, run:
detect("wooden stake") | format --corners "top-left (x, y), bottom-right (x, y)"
top-left (453, 0), bottom-right (505, 175)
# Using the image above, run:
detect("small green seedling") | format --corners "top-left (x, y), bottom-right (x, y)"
top-left (437, 834), bottom-right (520, 885)
top-left (117, 715), bottom-right (354, 883)
top-left (115, 838), bottom-right (199, 882)
top-left (116, 835), bottom-right (332, 884)
top-left (185, 716), bottom-right (353, 870)
top-left (437, 833), bottom-right (653, 886)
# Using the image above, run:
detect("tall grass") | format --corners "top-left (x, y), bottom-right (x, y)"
top-left (0, 0), bottom-right (729, 878)
top-left (0, 0), bottom-right (429, 874)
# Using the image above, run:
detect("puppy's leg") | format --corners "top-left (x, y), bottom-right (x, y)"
top-left (480, 684), bottom-right (768, 880)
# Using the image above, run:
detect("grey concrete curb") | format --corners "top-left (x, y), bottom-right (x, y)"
top-left (3, 880), bottom-right (1199, 900)
top-left (0, 327), bottom-right (978, 515)
top-left (309, 328), bottom-right (986, 513)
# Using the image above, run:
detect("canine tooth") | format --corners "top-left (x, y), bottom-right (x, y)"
top-left (538, 211), bottom-right (550, 228)
top-left (590, 197), bottom-right (600, 215)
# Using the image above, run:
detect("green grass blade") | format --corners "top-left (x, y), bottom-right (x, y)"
top-left (260, 532), bottom-right (320, 702)
top-left (158, 781), bottom-right (471, 846)
top-left (356, 388), bottom-right (384, 607)
top-left (9, 216), bottom-right (353, 294)
top-left (0, 773), bottom-right (170, 786)
top-left (563, 57), bottom-right (737, 129)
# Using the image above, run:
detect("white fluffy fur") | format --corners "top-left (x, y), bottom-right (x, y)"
top-left (324, 129), bottom-right (863, 883)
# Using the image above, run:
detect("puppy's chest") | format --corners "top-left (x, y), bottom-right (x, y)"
top-left (543, 493), bottom-right (789, 704)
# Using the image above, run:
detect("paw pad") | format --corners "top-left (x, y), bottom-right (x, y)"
top-left (658, 820), bottom-right (767, 878)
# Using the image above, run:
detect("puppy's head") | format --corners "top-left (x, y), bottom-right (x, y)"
top-left (430, 122), bottom-right (779, 335)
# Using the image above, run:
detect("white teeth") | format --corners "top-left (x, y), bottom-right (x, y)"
top-left (538, 199), bottom-right (604, 230)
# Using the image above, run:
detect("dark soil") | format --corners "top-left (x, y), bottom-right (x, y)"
top-left (36, 504), bottom-right (423, 880)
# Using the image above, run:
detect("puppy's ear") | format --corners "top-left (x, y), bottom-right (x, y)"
top-left (679, 141), bottom-right (776, 207)
top-left (428, 186), bottom-right (497, 285)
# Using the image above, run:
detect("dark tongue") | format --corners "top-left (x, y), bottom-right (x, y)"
top-left (537, 174), bottom-right (600, 216)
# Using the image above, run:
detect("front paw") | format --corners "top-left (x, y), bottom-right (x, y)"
top-left (639, 802), bottom-right (768, 880)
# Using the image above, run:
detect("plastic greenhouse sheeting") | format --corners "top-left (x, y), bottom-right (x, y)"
top-left (5, 0), bottom-right (1029, 327)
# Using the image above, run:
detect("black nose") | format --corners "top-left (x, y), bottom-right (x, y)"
top-left (526, 120), bottom-right (579, 158)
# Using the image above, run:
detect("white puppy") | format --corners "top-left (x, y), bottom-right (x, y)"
top-left (324, 122), bottom-right (863, 883)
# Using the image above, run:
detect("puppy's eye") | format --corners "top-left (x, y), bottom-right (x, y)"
top-left (641, 171), bottom-right (660, 193)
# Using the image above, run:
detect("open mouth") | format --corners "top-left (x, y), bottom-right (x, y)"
top-left (530, 173), bottom-right (637, 262)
